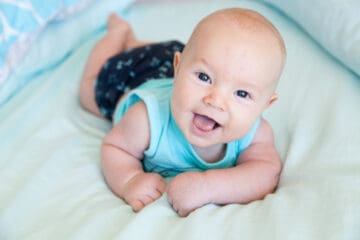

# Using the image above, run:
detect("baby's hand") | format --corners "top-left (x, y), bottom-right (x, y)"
top-left (121, 172), bottom-right (166, 212)
top-left (167, 171), bottom-right (210, 217)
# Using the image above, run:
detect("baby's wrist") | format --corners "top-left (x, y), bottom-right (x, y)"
top-left (119, 170), bottom-right (143, 193)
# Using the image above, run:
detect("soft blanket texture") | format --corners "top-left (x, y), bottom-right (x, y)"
top-left (0, 0), bottom-right (359, 239)
top-left (0, 0), bottom-right (96, 84)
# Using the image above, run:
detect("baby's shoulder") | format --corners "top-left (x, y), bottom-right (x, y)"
top-left (250, 118), bottom-right (275, 145)
top-left (116, 100), bottom-right (150, 133)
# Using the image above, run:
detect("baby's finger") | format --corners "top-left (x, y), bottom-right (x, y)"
top-left (131, 199), bottom-right (145, 212)
top-left (171, 201), bottom-right (191, 217)
top-left (137, 192), bottom-right (161, 208)
top-left (146, 188), bottom-right (165, 203)
top-left (156, 180), bottom-right (167, 194)
top-left (177, 208), bottom-right (191, 217)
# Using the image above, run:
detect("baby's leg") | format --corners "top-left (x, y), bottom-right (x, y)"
top-left (80, 14), bottom-right (146, 117)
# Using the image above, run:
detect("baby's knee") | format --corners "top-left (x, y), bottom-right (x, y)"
top-left (79, 76), bottom-right (96, 110)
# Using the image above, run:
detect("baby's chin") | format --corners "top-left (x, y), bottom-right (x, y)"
top-left (185, 133), bottom-right (224, 149)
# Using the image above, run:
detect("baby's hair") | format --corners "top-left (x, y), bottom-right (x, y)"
top-left (189, 8), bottom-right (286, 64)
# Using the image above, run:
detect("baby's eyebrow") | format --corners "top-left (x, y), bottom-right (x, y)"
top-left (193, 57), bottom-right (214, 74)
top-left (194, 57), bottom-right (211, 70)
top-left (198, 57), bottom-right (210, 66)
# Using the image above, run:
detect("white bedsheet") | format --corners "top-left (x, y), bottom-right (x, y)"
top-left (0, 0), bottom-right (359, 239)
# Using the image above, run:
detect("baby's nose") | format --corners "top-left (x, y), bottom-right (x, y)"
top-left (203, 92), bottom-right (225, 112)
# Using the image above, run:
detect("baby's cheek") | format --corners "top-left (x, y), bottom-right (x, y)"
top-left (227, 122), bottom-right (250, 140)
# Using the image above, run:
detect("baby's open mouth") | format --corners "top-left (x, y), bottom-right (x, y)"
top-left (193, 113), bottom-right (220, 132)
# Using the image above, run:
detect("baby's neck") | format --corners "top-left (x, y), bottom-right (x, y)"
top-left (193, 144), bottom-right (226, 163)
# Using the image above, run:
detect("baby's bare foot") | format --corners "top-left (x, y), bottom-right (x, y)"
top-left (107, 13), bottom-right (143, 50)
top-left (107, 14), bottom-right (132, 38)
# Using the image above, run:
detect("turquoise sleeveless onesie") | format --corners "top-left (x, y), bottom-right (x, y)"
top-left (113, 78), bottom-right (260, 177)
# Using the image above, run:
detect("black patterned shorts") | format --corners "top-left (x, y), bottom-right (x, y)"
top-left (95, 40), bottom-right (185, 121)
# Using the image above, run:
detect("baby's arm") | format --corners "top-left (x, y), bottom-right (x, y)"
top-left (102, 101), bottom-right (166, 212)
top-left (167, 118), bottom-right (282, 217)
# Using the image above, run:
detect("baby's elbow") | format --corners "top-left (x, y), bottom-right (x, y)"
top-left (100, 139), bottom-right (119, 169)
top-left (252, 177), bottom-right (279, 203)
top-left (255, 161), bottom-right (282, 201)
top-left (269, 167), bottom-right (281, 193)
top-left (263, 161), bottom-right (282, 197)
top-left (272, 158), bottom-right (282, 182)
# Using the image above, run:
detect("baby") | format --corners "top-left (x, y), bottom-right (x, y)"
top-left (80, 8), bottom-right (286, 217)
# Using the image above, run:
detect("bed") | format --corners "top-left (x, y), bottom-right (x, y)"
top-left (0, 0), bottom-right (359, 239)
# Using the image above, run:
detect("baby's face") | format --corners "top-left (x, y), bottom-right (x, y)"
top-left (171, 18), bottom-right (283, 148)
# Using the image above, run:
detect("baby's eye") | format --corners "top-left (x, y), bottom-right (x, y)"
top-left (235, 90), bottom-right (250, 99)
top-left (198, 72), bottom-right (211, 83)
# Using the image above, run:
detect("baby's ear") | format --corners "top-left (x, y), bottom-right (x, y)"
top-left (267, 93), bottom-right (278, 108)
top-left (173, 52), bottom-right (182, 75)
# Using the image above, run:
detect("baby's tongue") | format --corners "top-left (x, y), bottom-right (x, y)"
top-left (193, 114), bottom-right (216, 132)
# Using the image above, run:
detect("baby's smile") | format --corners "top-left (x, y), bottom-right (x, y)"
top-left (192, 113), bottom-right (221, 135)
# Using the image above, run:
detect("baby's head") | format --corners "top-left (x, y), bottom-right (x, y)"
top-left (171, 8), bottom-right (286, 147)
